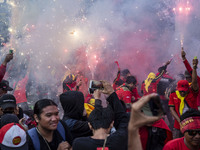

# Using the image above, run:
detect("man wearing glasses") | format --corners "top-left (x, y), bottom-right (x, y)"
top-left (163, 109), bottom-right (200, 150)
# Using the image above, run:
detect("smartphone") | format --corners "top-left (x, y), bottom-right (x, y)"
top-left (88, 88), bottom-right (96, 94)
top-left (9, 49), bottom-right (13, 54)
top-left (88, 80), bottom-right (103, 94)
top-left (142, 95), bottom-right (165, 116)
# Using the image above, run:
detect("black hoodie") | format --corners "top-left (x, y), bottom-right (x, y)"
top-left (60, 91), bottom-right (92, 139)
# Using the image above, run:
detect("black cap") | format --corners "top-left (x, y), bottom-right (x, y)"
top-left (0, 114), bottom-right (19, 128)
top-left (0, 80), bottom-right (13, 91)
top-left (0, 94), bottom-right (16, 110)
top-left (121, 69), bottom-right (130, 77)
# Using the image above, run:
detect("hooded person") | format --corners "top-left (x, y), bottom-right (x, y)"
top-left (60, 91), bottom-right (92, 139)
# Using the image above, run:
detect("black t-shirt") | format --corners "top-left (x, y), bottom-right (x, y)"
top-left (72, 93), bottom-right (128, 150)
top-left (73, 131), bottom-right (127, 150)
top-left (27, 121), bottom-right (73, 150)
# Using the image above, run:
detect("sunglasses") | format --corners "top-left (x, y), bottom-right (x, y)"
top-left (186, 130), bottom-right (200, 136)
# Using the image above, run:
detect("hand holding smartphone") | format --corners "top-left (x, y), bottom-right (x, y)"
top-left (88, 80), bottom-right (103, 94)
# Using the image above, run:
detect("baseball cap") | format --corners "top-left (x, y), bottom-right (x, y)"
top-left (0, 123), bottom-right (28, 150)
top-left (0, 80), bottom-right (13, 91)
top-left (0, 114), bottom-right (19, 128)
top-left (177, 80), bottom-right (189, 92)
top-left (0, 94), bottom-right (16, 110)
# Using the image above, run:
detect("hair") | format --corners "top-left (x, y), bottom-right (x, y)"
top-left (121, 69), bottom-right (130, 77)
top-left (88, 105), bottom-right (114, 130)
top-left (0, 114), bottom-right (19, 128)
top-left (34, 99), bottom-right (57, 120)
top-left (184, 70), bottom-right (192, 78)
top-left (180, 109), bottom-right (200, 122)
top-left (126, 76), bottom-right (137, 84)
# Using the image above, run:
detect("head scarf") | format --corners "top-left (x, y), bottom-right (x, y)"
top-left (144, 72), bottom-right (156, 92)
top-left (180, 116), bottom-right (200, 133)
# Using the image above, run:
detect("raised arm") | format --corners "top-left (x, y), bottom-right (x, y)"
top-left (181, 48), bottom-right (193, 74)
top-left (128, 94), bottom-right (161, 150)
top-left (191, 57), bottom-right (199, 91)
top-left (0, 53), bottom-right (13, 81)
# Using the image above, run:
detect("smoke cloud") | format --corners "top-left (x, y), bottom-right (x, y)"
top-left (0, 0), bottom-right (199, 103)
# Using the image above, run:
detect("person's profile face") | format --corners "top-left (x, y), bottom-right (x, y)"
top-left (128, 83), bottom-right (136, 91)
top-left (37, 105), bottom-right (59, 131)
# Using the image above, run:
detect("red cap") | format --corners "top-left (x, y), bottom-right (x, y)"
top-left (177, 80), bottom-right (189, 92)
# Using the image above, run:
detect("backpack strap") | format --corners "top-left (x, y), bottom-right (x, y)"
top-left (27, 121), bottom-right (66, 150)
top-left (64, 118), bottom-right (77, 130)
top-left (27, 127), bottom-right (40, 150)
top-left (57, 121), bottom-right (66, 141)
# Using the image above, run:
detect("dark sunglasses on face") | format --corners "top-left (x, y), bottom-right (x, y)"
top-left (186, 130), bottom-right (200, 136)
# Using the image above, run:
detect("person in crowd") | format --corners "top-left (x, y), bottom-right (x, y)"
top-left (139, 118), bottom-right (172, 150)
top-left (0, 122), bottom-right (28, 149)
top-left (116, 75), bottom-right (138, 112)
top-left (128, 93), bottom-right (163, 150)
top-left (113, 67), bottom-right (141, 101)
top-left (169, 57), bottom-right (199, 138)
top-left (0, 94), bottom-right (28, 131)
top-left (163, 109), bottom-right (200, 150)
top-left (113, 68), bottom-right (131, 91)
top-left (0, 79), bottom-right (13, 97)
top-left (0, 113), bottom-right (19, 128)
top-left (60, 91), bottom-right (93, 139)
top-left (0, 53), bottom-right (13, 82)
top-left (27, 99), bottom-right (73, 150)
top-left (185, 70), bottom-right (192, 84)
top-left (141, 60), bottom-right (171, 96)
top-left (165, 73), bottom-right (185, 99)
top-left (182, 48), bottom-right (200, 110)
top-left (0, 94), bottom-right (17, 116)
top-left (156, 62), bottom-right (174, 130)
top-left (63, 73), bottom-right (82, 92)
top-left (72, 81), bottom-right (128, 150)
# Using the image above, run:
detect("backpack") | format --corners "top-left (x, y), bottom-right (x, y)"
top-left (27, 121), bottom-right (66, 150)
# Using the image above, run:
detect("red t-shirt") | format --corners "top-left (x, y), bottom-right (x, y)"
top-left (163, 137), bottom-right (192, 150)
top-left (116, 85), bottom-right (132, 104)
top-left (183, 59), bottom-right (200, 107)
top-left (131, 87), bottom-right (141, 101)
top-left (168, 88), bottom-right (198, 129)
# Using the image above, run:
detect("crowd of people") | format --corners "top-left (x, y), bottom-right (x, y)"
top-left (0, 48), bottom-right (199, 150)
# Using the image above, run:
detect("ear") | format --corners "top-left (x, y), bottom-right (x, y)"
top-left (0, 107), bottom-right (3, 115)
top-left (88, 122), bottom-right (93, 130)
top-left (34, 114), bottom-right (39, 123)
top-left (110, 121), bottom-right (114, 129)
